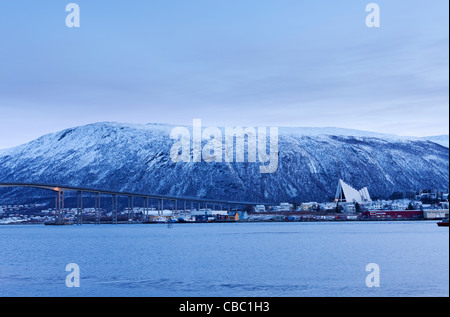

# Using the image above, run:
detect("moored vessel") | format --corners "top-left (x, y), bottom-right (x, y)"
top-left (437, 218), bottom-right (449, 227)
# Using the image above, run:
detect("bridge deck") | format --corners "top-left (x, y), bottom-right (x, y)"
top-left (0, 182), bottom-right (271, 206)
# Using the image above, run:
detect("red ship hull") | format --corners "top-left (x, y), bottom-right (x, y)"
top-left (437, 219), bottom-right (449, 227)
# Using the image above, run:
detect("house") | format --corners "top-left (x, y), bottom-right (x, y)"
top-left (255, 205), bottom-right (266, 213)
top-left (343, 204), bottom-right (356, 213)
top-left (300, 202), bottom-right (320, 211)
top-left (230, 211), bottom-right (249, 221)
top-left (279, 203), bottom-right (293, 212)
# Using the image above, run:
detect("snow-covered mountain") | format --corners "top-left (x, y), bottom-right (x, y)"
top-left (0, 122), bottom-right (448, 204)
top-left (422, 135), bottom-right (449, 148)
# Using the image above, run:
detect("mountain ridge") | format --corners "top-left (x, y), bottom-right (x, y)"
top-left (0, 122), bottom-right (448, 204)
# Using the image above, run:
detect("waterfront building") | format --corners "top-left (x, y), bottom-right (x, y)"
top-left (255, 205), bottom-right (266, 213)
top-left (423, 209), bottom-right (449, 219)
top-left (361, 210), bottom-right (423, 220)
top-left (279, 203), bottom-right (293, 212)
top-left (300, 202), bottom-right (320, 211)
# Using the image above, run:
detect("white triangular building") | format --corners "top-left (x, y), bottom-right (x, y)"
top-left (335, 179), bottom-right (371, 203)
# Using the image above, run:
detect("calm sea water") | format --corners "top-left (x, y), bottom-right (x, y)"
top-left (0, 221), bottom-right (448, 297)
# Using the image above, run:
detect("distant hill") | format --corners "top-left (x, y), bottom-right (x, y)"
top-left (422, 135), bottom-right (449, 148)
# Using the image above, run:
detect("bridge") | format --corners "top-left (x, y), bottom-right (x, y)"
top-left (0, 182), bottom-right (270, 224)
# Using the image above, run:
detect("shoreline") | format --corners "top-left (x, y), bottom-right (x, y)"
top-left (0, 218), bottom-right (445, 225)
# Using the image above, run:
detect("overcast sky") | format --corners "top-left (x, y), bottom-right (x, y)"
top-left (0, 0), bottom-right (448, 149)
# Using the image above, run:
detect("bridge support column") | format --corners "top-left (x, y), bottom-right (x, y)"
top-left (131, 196), bottom-right (134, 223)
top-left (95, 192), bottom-right (101, 225)
top-left (77, 191), bottom-right (83, 225)
top-left (112, 194), bottom-right (117, 224)
top-left (61, 191), bottom-right (64, 221)
top-left (55, 191), bottom-right (61, 222)
top-left (54, 191), bottom-right (58, 222)
top-left (54, 190), bottom-right (65, 222)
top-left (145, 197), bottom-right (149, 221)
top-left (127, 196), bottom-right (131, 223)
